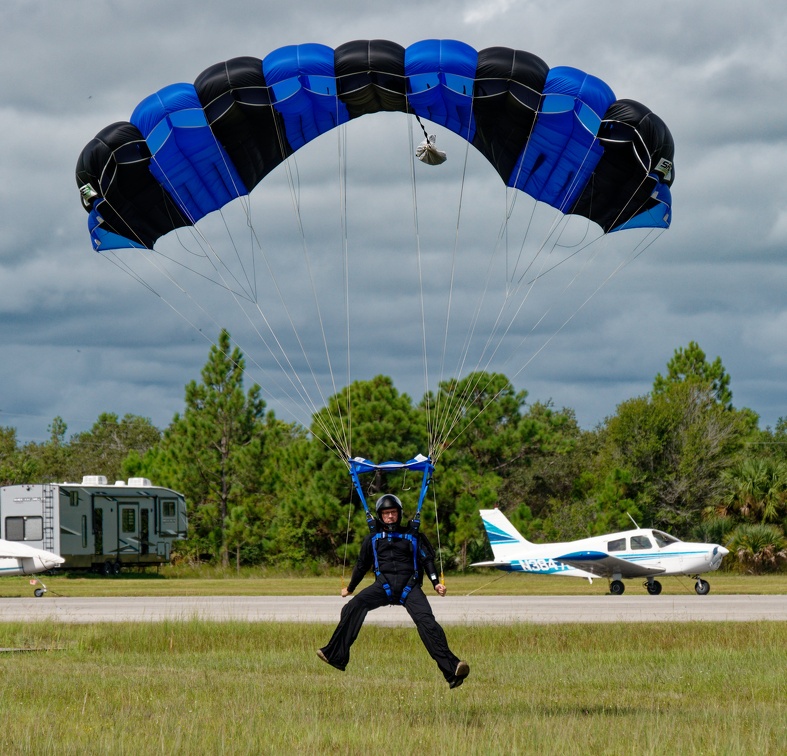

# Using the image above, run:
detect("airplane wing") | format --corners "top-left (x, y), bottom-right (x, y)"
top-left (0, 541), bottom-right (39, 559)
top-left (0, 540), bottom-right (61, 562)
top-left (555, 550), bottom-right (666, 578)
top-left (469, 560), bottom-right (514, 569)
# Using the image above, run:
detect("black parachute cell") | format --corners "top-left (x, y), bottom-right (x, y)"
top-left (194, 56), bottom-right (292, 193)
top-left (570, 99), bottom-right (675, 232)
top-left (334, 39), bottom-right (407, 117)
top-left (472, 46), bottom-right (550, 184)
top-left (75, 121), bottom-right (190, 249)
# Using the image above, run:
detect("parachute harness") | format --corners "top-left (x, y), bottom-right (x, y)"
top-left (347, 455), bottom-right (437, 605)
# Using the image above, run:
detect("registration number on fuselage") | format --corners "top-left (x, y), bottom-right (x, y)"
top-left (515, 558), bottom-right (570, 573)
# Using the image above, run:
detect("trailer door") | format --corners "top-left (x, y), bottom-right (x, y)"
top-left (118, 502), bottom-right (140, 559)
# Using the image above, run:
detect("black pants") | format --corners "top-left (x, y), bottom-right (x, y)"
top-left (320, 579), bottom-right (460, 682)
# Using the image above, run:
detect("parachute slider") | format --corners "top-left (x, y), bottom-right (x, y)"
top-left (416, 134), bottom-right (447, 165)
top-left (412, 111), bottom-right (446, 165)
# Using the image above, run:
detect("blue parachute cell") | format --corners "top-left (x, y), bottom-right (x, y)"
top-left (130, 83), bottom-right (246, 224)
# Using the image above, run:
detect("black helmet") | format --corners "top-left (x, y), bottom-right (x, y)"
top-left (376, 494), bottom-right (403, 528)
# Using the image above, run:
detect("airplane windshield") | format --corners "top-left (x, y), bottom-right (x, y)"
top-left (652, 530), bottom-right (680, 548)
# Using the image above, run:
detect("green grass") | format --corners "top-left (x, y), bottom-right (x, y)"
top-left (1, 621), bottom-right (785, 754)
top-left (2, 567), bottom-right (786, 598)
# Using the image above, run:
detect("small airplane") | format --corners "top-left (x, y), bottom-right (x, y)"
top-left (0, 539), bottom-right (65, 597)
top-left (472, 508), bottom-right (729, 595)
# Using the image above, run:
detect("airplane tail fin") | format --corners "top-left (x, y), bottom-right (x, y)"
top-left (479, 508), bottom-right (535, 561)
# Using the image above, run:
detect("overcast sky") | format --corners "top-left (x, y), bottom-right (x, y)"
top-left (2, 0), bottom-right (786, 445)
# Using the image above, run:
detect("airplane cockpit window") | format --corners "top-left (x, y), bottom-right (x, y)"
top-left (652, 530), bottom-right (680, 548)
top-left (607, 537), bottom-right (626, 552)
top-left (630, 535), bottom-right (652, 550)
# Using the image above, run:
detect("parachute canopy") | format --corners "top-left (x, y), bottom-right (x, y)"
top-left (76, 39), bottom-right (674, 252)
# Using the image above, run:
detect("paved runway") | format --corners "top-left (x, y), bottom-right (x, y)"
top-left (2, 594), bottom-right (785, 624)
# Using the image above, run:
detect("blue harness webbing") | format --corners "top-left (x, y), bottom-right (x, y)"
top-left (371, 529), bottom-right (419, 605)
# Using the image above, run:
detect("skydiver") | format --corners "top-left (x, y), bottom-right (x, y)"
top-left (317, 494), bottom-right (470, 688)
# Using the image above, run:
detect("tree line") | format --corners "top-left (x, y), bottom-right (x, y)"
top-left (2, 330), bottom-right (786, 573)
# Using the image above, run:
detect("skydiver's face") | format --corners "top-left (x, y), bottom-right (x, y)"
top-left (380, 508), bottom-right (399, 525)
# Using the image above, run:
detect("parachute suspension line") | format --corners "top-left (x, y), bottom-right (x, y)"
top-left (429, 189), bottom-right (528, 458)
top-left (340, 486), bottom-right (354, 592)
top-left (279, 155), bottom-right (350, 456)
top-left (506, 231), bottom-right (659, 383)
top-left (185, 198), bottom-right (349, 454)
top-left (430, 478), bottom-right (445, 587)
top-left (259, 111), bottom-right (355, 460)
top-left (438, 229), bottom-right (665, 460)
top-left (406, 114), bottom-right (436, 453)
top-left (338, 121), bottom-right (353, 459)
top-left (101, 249), bottom-right (344, 450)
top-left (431, 130), bottom-right (614, 458)
top-left (163, 153), bottom-right (349, 458)
top-left (432, 112), bottom-right (476, 459)
top-left (429, 103), bottom-right (549, 454)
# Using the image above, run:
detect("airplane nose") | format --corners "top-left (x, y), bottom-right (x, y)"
top-left (709, 545), bottom-right (729, 569)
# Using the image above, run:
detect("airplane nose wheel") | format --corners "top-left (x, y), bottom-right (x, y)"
top-left (646, 579), bottom-right (662, 595)
top-left (695, 578), bottom-right (710, 595)
top-left (609, 580), bottom-right (625, 595)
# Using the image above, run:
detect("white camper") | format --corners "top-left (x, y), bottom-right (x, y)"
top-left (0, 476), bottom-right (187, 574)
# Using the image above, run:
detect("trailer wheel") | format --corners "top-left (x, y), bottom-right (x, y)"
top-left (102, 561), bottom-right (113, 576)
top-left (113, 561), bottom-right (122, 575)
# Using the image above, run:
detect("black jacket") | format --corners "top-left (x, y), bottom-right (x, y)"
top-left (347, 519), bottom-right (440, 594)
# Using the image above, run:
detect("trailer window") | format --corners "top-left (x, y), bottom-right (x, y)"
top-left (121, 508), bottom-right (136, 533)
top-left (162, 500), bottom-right (176, 519)
top-left (69, 491), bottom-right (79, 507)
top-left (5, 516), bottom-right (44, 541)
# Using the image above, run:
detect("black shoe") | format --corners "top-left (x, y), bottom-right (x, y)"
top-left (449, 660), bottom-right (470, 688)
top-left (317, 648), bottom-right (346, 671)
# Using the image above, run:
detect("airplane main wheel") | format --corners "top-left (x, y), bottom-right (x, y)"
top-left (695, 579), bottom-right (710, 595)
top-left (647, 580), bottom-right (663, 595)
top-left (610, 580), bottom-right (625, 596)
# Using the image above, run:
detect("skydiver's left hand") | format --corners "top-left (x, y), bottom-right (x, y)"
top-left (434, 583), bottom-right (446, 597)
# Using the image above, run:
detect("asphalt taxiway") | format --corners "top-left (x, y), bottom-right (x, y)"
top-left (2, 594), bottom-right (785, 624)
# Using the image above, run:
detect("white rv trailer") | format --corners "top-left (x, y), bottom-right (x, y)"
top-left (0, 476), bottom-right (187, 574)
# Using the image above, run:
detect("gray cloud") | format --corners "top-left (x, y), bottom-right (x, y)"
top-left (2, 0), bottom-right (785, 444)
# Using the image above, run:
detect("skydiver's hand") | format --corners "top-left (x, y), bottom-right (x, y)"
top-left (434, 583), bottom-right (447, 597)
top-left (341, 587), bottom-right (351, 598)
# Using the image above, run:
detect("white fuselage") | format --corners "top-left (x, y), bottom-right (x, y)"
top-left (485, 528), bottom-right (726, 579)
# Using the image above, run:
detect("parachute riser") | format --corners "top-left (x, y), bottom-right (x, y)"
top-left (348, 465), bottom-right (376, 531)
top-left (410, 464), bottom-right (434, 533)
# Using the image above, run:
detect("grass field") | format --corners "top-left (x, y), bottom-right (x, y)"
top-left (2, 567), bottom-right (787, 598)
top-left (1, 620), bottom-right (785, 755)
top-left (2, 571), bottom-right (786, 753)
